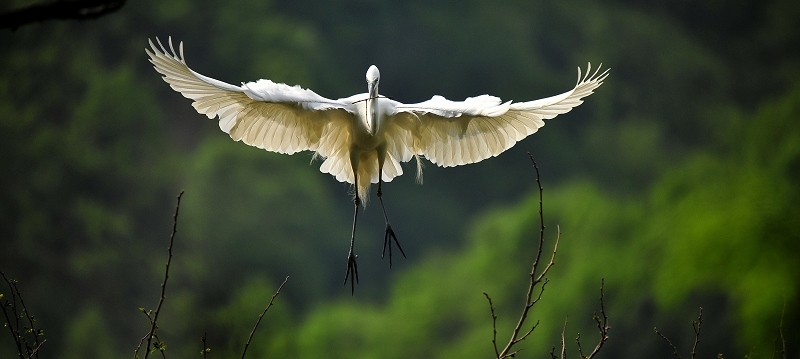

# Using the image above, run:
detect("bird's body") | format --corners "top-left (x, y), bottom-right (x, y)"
top-left (146, 37), bottom-right (609, 292)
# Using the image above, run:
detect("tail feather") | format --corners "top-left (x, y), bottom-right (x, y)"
top-left (414, 154), bottom-right (424, 184)
top-left (318, 149), bottom-right (411, 205)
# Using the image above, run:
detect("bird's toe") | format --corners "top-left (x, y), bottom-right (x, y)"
top-left (382, 224), bottom-right (406, 268)
top-left (343, 250), bottom-right (359, 294)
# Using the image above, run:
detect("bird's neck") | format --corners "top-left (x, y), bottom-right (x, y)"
top-left (367, 87), bottom-right (379, 135)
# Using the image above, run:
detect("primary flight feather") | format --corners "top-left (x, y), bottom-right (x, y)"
top-left (146, 37), bottom-right (609, 293)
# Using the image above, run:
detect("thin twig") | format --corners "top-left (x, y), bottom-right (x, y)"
top-left (560, 317), bottom-right (568, 359)
top-left (580, 279), bottom-right (610, 359)
top-left (531, 278), bottom-right (550, 306)
top-left (201, 332), bottom-right (209, 359)
top-left (134, 309), bottom-right (166, 357)
top-left (655, 307), bottom-right (705, 359)
top-left (135, 190), bottom-right (184, 359)
top-left (690, 307), bottom-right (703, 359)
top-left (654, 327), bottom-right (682, 359)
top-left (350, 95), bottom-right (392, 104)
top-left (10, 279), bottom-right (41, 358)
top-left (29, 339), bottom-right (46, 357)
top-left (241, 276), bottom-right (289, 359)
top-left (517, 319), bottom-right (540, 344)
top-left (1, 272), bottom-right (25, 359)
top-left (529, 153), bottom-right (547, 277)
top-left (483, 292), bottom-right (500, 358)
top-left (137, 310), bottom-right (167, 359)
top-left (780, 301), bottom-right (787, 359)
top-left (134, 322), bottom-right (149, 359)
top-left (1, 271), bottom-right (45, 359)
top-left (535, 227), bottom-right (560, 283)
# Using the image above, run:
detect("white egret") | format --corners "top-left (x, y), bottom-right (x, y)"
top-left (147, 38), bottom-right (609, 293)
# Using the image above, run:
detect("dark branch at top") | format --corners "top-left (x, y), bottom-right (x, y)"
top-left (0, 0), bottom-right (126, 31)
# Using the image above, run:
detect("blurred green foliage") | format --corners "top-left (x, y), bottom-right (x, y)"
top-left (1, 0), bottom-right (798, 357)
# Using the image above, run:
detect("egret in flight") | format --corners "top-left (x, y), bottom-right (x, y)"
top-left (147, 38), bottom-right (608, 293)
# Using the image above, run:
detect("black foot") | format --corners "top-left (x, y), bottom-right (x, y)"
top-left (381, 223), bottom-right (406, 268)
top-left (343, 249), bottom-right (359, 295)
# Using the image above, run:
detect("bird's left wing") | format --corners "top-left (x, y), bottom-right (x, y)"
top-left (393, 64), bottom-right (609, 167)
top-left (147, 37), bottom-right (353, 155)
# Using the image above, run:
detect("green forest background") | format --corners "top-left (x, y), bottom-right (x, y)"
top-left (1, 0), bottom-right (799, 357)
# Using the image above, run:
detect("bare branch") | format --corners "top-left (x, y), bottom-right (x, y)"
top-left (483, 292), bottom-right (500, 358)
top-left (578, 279), bottom-right (610, 359)
top-left (485, 155), bottom-right (609, 359)
top-left (134, 190), bottom-right (184, 359)
top-left (531, 278), bottom-right (550, 305)
top-left (241, 276), bottom-right (290, 359)
top-left (10, 279), bottom-right (41, 358)
top-left (0, 0), bottom-right (126, 31)
top-left (535, 226), bottom-right (560, 283)
top-left (29, 338), bottom-right (46, 357)
top-left (483, 155), bottom-right (571, 358)
top-left (135, 310), bottom-right (167, 359)
top-left (560, 317), bottom-right (568, 359)
top-left (517, 319), bottom-right (540, 343)
top-left (1, 272), bottom-right (25, 359)
top-left (690, 307), bottom-right (703, 359)
top-left (493, 155), bottom-right (560, 358)
top-left (654, 327), bottom-right (682, 359)
top-left (529, 153), bottom-right (547, 275)
top-left (1, 271), bottom-right (45, 359)
top-left (779, 300), bottom-right (786, 359)
top-left (201, 332), bottom-right (210, 359)
top-left (655, 307), bottom-right (706, 359)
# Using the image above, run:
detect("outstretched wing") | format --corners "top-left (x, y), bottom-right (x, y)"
top-left (147, 37), bottom-right (354, 155)
top-left (394, 64), bottom-right (609, 167)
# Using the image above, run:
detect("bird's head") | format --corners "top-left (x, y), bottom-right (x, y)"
top-left (366, 65), bottom-right (380, 97)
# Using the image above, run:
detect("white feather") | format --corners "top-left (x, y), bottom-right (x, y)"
top-left (148, 37), bottom-right (608, 201)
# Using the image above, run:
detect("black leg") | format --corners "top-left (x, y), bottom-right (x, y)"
top-left (378, 178), bottom-right (406, 268)
top-left (343, 194), bottom-right (360, 295)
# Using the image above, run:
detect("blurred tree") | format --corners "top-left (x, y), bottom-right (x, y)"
top-left (62, 306), bottom-right (117, 359)
top-left (650, 82), bottom-right (800, 355)
top-left (0, 23), bottom-right (177, 356)
top-left (2, 0), bottom-right (799, 357)
top-left (178, 136), bottom-right (346, 304)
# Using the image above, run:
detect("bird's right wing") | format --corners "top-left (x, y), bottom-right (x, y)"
top-left (147, 37), bottom-right (354, 155)
top-left (394, 64), bottom-right (609, 167)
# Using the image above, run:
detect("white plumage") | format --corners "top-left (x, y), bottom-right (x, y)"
top-left (146, 37), bottom-right (609, 291)
top-left (147, 37), bottom-right (608, 200)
